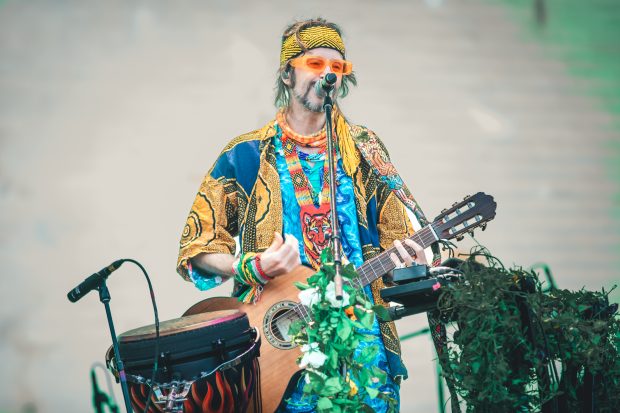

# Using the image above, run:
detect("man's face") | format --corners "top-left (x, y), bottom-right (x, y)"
top-left (286, 47), bottom-right (345, 113)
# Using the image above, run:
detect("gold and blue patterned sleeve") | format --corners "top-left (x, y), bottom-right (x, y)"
top-left (377, 184), bottom-right (415, 252)
top-left (176, 172), bottom-right (238, 283)
top-left (369, 131), bottom-right (415, 251)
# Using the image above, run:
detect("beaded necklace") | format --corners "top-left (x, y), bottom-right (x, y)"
top-left (279, 130), bottom-right (333, 269)
top-left (276, 109), bottom-right (327, 148)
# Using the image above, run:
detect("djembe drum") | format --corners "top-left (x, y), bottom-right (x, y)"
top-left (106, 310), bottom-right (261, 412)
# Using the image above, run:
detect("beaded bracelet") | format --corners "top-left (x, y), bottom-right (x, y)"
top-left (233, 252), bottom-right (271, 303)
top-left (254, 255), bottom-right (273, 282)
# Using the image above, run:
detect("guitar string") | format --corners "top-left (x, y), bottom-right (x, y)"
top-left (268, 224), bottom-right (442, 327)
top-left (272, 226), bottom-right (474, 328)
top-left (267, 206), bottom-right (492, 328)
top-left (268, 225), bottom-right (450, 328)
top-left (268, 227), bottom-right (439, 327)
top-left (357, 229), bottom-right (436, 282)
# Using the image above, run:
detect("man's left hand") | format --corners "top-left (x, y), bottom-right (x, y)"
top-left (389, 239), bottom-right (427, 268)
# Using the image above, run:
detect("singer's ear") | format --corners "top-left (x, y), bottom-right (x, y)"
top-left (281, 66), bottom-right (292, 85)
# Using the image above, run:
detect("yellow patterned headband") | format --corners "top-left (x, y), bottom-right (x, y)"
top-left (280, 25), bottom-right (346, 66)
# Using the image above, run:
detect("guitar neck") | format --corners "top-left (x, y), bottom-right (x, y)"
top-left (355, 224), bottom-right (439, 288)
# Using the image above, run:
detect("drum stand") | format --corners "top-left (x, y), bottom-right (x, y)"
top-left (152, 382), bottom-right (193, 412)
top-left (99, 280), bottom-right (134, 413)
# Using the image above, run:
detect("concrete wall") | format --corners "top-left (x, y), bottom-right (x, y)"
top-left (1, 1), bottom-right (618, 412)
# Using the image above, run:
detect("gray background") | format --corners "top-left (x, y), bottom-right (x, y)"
top-left (1, 0), bottom-right (618, 412)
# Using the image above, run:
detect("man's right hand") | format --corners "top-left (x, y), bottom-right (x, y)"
top-left (259, 232), bottom-right (302, 278)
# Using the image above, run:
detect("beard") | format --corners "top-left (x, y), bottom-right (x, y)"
top-left (293, 80), bottom-right (324, 113)
top-left (289, 72), bottom-right (336, 113)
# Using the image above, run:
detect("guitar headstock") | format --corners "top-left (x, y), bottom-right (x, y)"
top-left (432, 192), bottom-right (497, 241)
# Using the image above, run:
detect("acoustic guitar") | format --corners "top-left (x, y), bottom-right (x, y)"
top-left (184, 192), bottom-right (497, 412)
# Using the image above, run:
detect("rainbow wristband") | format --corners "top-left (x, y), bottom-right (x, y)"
top-left (233, 253), bottom-right (270, 303)
top-left (254, 255), bottom-right (272, 281)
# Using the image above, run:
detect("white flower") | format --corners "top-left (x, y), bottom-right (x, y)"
top-left (299, 342), bottom-right (328, 369)
top-left (300, 343), bottom-right (315, 352)
top-left (324, 281), bottom-right (350, 308)
top-left (298, 287), bottom-right (320, 307)
top-left (304, 368), bottom-right (327, 383)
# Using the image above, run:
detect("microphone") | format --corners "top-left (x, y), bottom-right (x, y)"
top-left (67, 259), bottom-right (125, 303)
top-left (314, 72), bottom-right (337, 98)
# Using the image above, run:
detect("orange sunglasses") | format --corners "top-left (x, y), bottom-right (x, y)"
top-left (289, 55), bottom-right (353, 75)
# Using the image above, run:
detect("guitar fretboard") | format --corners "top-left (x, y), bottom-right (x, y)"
top-left (355, 225), bottom-right (438, 287)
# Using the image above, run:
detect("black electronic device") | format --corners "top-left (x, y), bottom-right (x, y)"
top-left (391, 264), bottom-right (430, 284)
top-left (381, 274), bottom-right (462, 320)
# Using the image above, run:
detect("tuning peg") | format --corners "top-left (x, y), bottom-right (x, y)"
top-left (452, 202), bottom-right (459, 207)
top-left (456, 235), bottom-right (464, 242)
top-left (481, 223), bottom-right (487, 231)
top-left (463, 195), bottom-right (470, 200)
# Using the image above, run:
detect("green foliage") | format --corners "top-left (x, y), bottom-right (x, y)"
top-left (438, 248), bottom-right (620, 412)
top-left (289, 248), bottom-right (397, 412)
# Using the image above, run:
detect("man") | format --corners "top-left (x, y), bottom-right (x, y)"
top-left (177, 18), bottom-right (436, 412)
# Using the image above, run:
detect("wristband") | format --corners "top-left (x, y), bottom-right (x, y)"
top-left (233, 252), bottom-right (270, 303)
top-left (254, 255), bottom-right (273, 281)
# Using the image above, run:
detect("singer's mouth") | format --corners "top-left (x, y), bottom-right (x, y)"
top-left (309, 81), bottom-right (318, 96)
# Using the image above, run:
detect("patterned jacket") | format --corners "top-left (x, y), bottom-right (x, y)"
top-left (177, 118), bottom-right (422, 380)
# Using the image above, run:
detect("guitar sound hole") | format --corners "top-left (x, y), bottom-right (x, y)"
top-left (271, 308), bottom-right (296, 342)
top-left (264, 300), bottom-right (300, 349)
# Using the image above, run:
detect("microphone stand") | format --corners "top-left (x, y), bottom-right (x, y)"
top-left (322, 88), bottom-right (344, 301)
top-left (322, 75), bottom-right (348, 385)
top-left (99, 280), bottom-right (133, 413)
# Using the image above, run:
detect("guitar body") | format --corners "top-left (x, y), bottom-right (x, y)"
top-left (183, 265), bottom-right (315, 413)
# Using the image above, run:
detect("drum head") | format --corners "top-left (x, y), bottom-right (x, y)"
top-left (108, 309), bottom-right (256, 384)
top-left (118, 310), bottom-right (243, 342)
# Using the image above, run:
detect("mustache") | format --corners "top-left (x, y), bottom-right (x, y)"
top-left (292, 79), bottom-right (335, 113)
top-left (303, 80), bottom-right (317, 100)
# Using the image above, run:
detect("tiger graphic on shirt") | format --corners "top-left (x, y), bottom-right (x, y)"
top-left (301, 211), bottom-right (332, 269)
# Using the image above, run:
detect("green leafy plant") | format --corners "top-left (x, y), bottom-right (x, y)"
top-left (437, 247), bottom-right (620, 413)
top-left (288, 248), bottom-right (396, 413)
